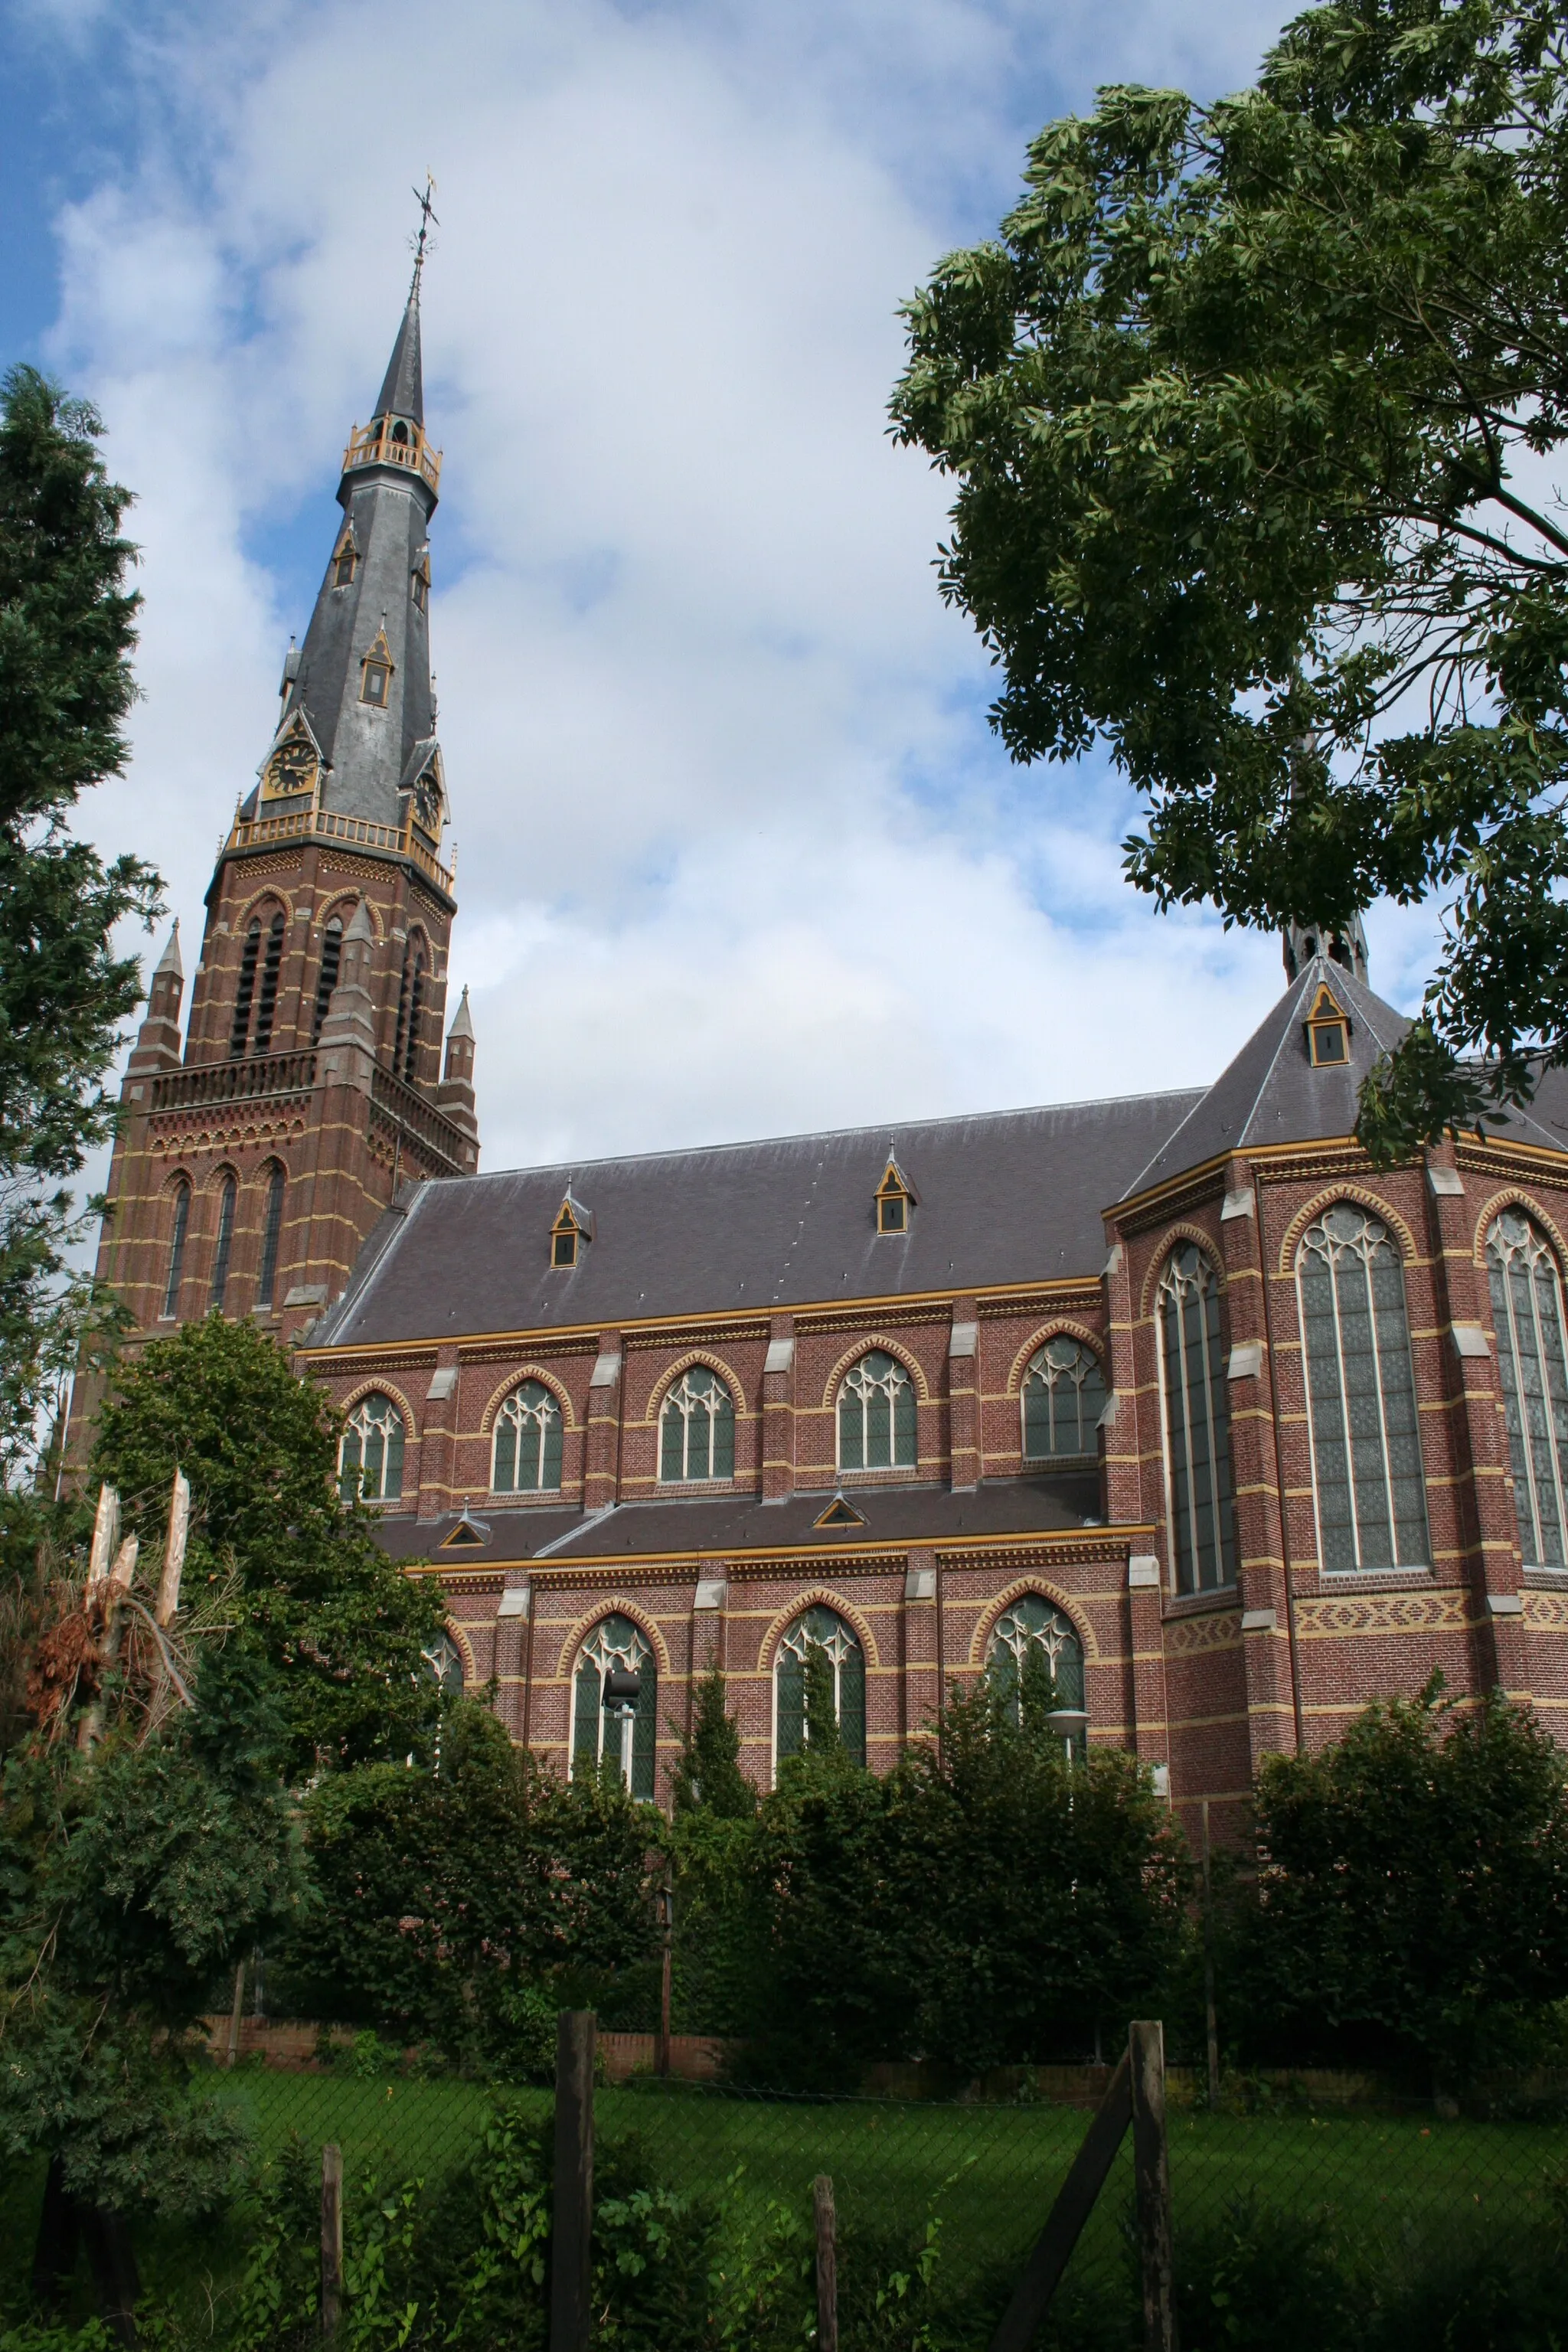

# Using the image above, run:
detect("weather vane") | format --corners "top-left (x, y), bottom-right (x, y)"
top-left (410, 175), bottom-right (439, 290)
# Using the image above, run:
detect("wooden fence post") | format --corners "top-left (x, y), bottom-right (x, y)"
top-left (550, 2010), bottom-right (596, 2352)
top-left (813, 2174), bottom-right (838, 2352)
top-left (320, 2143), bottom-right (343, 2340)
top-left (226, 1958), bottom-right (246, 2069)
top-left (988, 2050), bottom-right (1132, 2352)
top-left (1129, 2021), bottom-right (1177, 2352)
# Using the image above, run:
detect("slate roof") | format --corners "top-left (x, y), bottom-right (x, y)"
top-left (309, 1089), bottom-right (1204, 1350)
top-left (1125, 955), bottom-right (1568, 1200)
top-left (374, 1473), bottom-right (1104, 1566)
top-left (374, 286), bottom-right (424, 426)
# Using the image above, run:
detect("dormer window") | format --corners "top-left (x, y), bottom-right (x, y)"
top-left (332, 531), bottom-right (358, 590)
top-left (550, 1194), bottom-right (590, 1269)
top-left (1305, 982), bottom-right (1351, 1067)
top-left (360, 628), bottom-right (394, 709)
top-left (875, 1158), bottom-right (915, 1235)
top-left (411, 552), bottom-right (430, 614)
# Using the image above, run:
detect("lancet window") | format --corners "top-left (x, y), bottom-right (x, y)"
top-left (256, 1164), bottom-right (285, 1312)
top-left (775, 1606), bottom-right (866, 1768)
top-left (209, 1175), bottom-right (237, 1314)
top-left (659, 1367), bottom-right (735, 1482)
top-left (1486, 1210), bottom-right (1568, 1569)
top-left (1022, 1338), bottom-right (1106, 1461)
top-left (1296, 1204), bottom-right (1429, 1573)
top-left (338, 1393), bottom-right (406, 1503)
top-left (1157, 1244), bottom-right (1236, 1592)
top-left (162, 1181), bottom-right (190, 1320)
top-left (571, 1614), bottom-right (656, 1797)
top-left (838, 1351), bottom-right (916, 1472)
top-left (987, 1595), bottom-right (1086, 1751)
top-left (492, 1380), bottom-right (564, 1493)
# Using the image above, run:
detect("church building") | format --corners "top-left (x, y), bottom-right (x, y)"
top-left (86, 289), bottom-right (1568, 1841)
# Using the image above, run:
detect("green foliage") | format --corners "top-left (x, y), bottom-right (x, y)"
top-left (892, 0), bottom-right (1568, 1155)
top-left (1226, 1676), bottom-right (1568, 2078)
top-left (275, 1707), bottom-right (662, 2067)
top-left (669, 1668), bottom-right (754, 1820)
top-left (90, 1315), bottom-right (449, 1773)
top-left (0, 364), bottom-right (160, 1490)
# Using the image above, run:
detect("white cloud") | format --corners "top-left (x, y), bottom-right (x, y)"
top-left (36, 0), bottom-right (1311, 1187)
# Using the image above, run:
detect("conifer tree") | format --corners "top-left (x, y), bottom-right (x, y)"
top-left (670, 1662), bottom-right (755, 1817)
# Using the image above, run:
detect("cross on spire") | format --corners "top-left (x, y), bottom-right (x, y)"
top-left (410, 175), bottom-right (439, 295)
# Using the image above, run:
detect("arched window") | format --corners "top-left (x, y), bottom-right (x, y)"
top-left (162, 1181), bottom-right (190, 1319)
top-left (230, 920), bottom-right (262, 1057)
top-left (838, 1351), bottom-right (916, 1472)
top-left (256, 1164), bottom-right (285, 1311)
top-left (659, 1367), bottom-right (735, 1481)
top-left (988, 1595), bottom-right (1086, 1750)
top-left (230, 907), bottom-right (285, 1057)
top-left (776, 1606), bottom-right (866, 1766)
top-left (1297, 1204), bottom-right (1429, 1573)
top-left (312, 914), bottom-right (344, 1042)
top-left (1023, 1338), bottom-right (1107, 1461)
top-left (252, 909), bottom-right (286, 1054)
top-left (1486, 1210), bottom-right (1568, 1568)
top-left (393, 933), bottom-right (426, 1082)
top-left (210, 1175), bottom-right (237, 1314)
top-left (423, 1631), bottom-right (465, 1695)
top-left (493, 1380), bottom-right (564, 1493)
top-left (1157, 1244), bottom-right (1236, 1592)
top-left (571, 1613), bottom-right (656, 1797)
top-left (338, 1393), bottom-right (406, 1503)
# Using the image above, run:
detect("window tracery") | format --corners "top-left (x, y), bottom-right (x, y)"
top-left (1296, 1204), bottom-right (1429, 1572)
top-left (571, 1613), bottom-right (656, 1796)
top-left (493, 1380), bottom-right (564, 1493)
top-left (838, 1350), bottom-right (916, 1471)
top-left (338, 1393), bottom-right (406, 1503)
top-left (1157, 1244), bottom-right (1236, 1592)
top-left (775, 1605), bottom-right (866, 1766)
top-left (987, 1595), bottom-right (1086, 1750)
top-left (1022, 1338), bottom-right (1106, 1460)
top-left (1487, 1209), bottom-right (1568, 1568)
top-left (659, 1367), bottom-right (735, 1481)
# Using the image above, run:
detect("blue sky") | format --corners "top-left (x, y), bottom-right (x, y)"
top-left (1, 0), bottom-right (1442, 1176)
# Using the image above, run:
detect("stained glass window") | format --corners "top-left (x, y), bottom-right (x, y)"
top-left (338, 1393), bottom-right (406, 1503)
top-left (987, 1595), bottom-right (1086, 1749)
top-left (1022, 1338), bottom-right (1107, 1460)
top-left (838, 1351), bottom-right (916, 1471)
top-left (1297, 1205), bottom-right (1429, 1572)
top-left (659, 1367), bottom-right (735, 1481)
top-left (1157, 1245), bottom-right (1236, 1592)
top-left (256, 1164), bottom-right (285, 1311)
top-left (493, 1380), bottom-right (564, 1493)
top-left (1487, 1210), bottom-right (1568, 1568)
top-left (775, 1606), bottom-right (866, 1767)
top-left (162, 1181), bottom-right (190, 1320)
top-left (571, 1613), bottom-right (656, 1797)
top-left (423, 1632), bottom-right (464, 1694)
top-left (210, 1175), bottom-right (237, 1315)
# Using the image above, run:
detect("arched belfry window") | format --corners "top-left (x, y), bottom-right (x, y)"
top-left (230, 907), bottom-right (285, 1057)
top-left (1022, 1339), bottom-right (1106, 1461)
top-left (338, 1393), bottom-right (406, 1503)
top-left (493, 1380), bottom-right (564, 1494)
top-left (1157, 1244), bottom-right (1236, 1592)
top-left (1296, 1204), bottom-right (1429, 1573)
top-left (838, 1351), bottom-right (916, 1472)
top-left (162, 1181), bottom-right (191, 1320)
top-left (659, 1367), bottom-right (735, 1482)
top-left (775, 1606), bottom-right (866, 1767)
top-left (571, 1614), bottom-right (656, 1797)
top-left (393, 933), bottom-right (427, 1083)
top-left (1487, 1210), bottom-right (1568, 1568)
top-left (987, 1595), bottom-right (1086, 1751)
top-left (312, 914), bottom-right (345, 1042)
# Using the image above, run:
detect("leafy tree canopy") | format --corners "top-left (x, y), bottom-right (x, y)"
top-left (90, 1315), bottom-right (450, 1775)
top-left (1229, 1674), bottom-right (1568, 2076)
top-left (0, 365), bottom-right (161, 1493)
top-left (893, 0), bottom-right (1568, 1159)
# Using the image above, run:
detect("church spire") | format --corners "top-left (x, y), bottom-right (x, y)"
top-left (245, 228), bottom-right (446, 869)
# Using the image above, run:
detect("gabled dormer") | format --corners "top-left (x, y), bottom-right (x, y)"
top-left (874, 1157), bottom-right (916, 1235)
top-left (1304, 981), bottom-right (1352, 1068)
top-left (359, 626), bottom-right (395, 710)
top-left (259, 707), bottom-right (325, 805)
top-left (550, 1191), bottom-right (593, 1269)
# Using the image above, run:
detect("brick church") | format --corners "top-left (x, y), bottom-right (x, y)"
top-left (85, 287), bottom-right (1568, 1837)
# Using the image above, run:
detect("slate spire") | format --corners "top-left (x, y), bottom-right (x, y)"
top-left (245, 277), bottom-right (446, 858)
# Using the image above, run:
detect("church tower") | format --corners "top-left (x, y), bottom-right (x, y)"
top-left (83, 272), bottom-right (480, 1368)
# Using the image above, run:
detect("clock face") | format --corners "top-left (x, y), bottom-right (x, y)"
top-left (413, 773), bottom-right (443, 837)
top-left (263, 731), bottom-right (319, 800)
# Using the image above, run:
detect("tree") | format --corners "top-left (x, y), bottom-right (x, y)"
top-left (893, 0), bottom-right (1568, 1158)
top-left (90, 1315), bottom-right (450, 1774)
top-left (1226, 1674), bottom-right (1568, 2079)
top-left (670, 1664), bottom-right (756, 1819)
top-left (0, 365), bottom-right (160, 1488)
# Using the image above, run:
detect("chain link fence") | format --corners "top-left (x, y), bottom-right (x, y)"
top-left (187, 2047), bottom-right (1568, 2350)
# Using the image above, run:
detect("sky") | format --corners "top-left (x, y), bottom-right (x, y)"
top-left (1, 0), bottom-right (1444, 1184)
